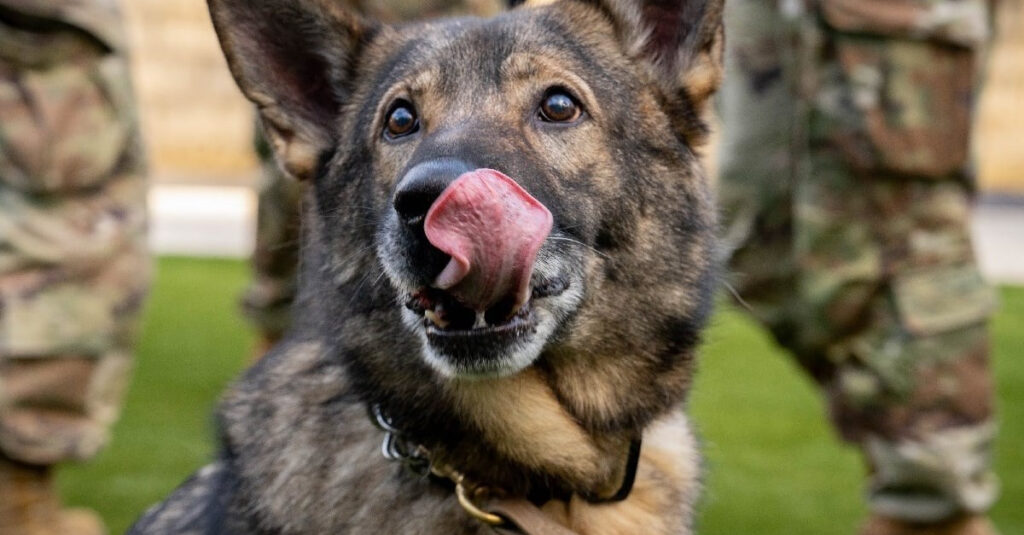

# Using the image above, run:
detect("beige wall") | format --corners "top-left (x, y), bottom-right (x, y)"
top-left (976, 0), bottom-right (1024, 194)
top-left (127, 0), bottom-right (1024, 192)
top-left (124, 0), bottom-right (257, 183)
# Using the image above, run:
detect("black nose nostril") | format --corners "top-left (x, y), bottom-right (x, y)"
top-left (393, 189), bottom-right (436, 224)
top-left (393, 158), bottom-right (473, 225)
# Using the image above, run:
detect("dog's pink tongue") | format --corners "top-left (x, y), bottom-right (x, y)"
top-left (424, 169), bottom-right (553, 312)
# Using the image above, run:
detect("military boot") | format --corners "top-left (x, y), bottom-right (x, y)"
top-left (861, 514), bottom-right (999, 535)
top-left (0, 456), bottom-right (106, 535)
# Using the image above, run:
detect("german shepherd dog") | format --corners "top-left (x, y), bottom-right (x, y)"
top-left (131, 0), bottom-right (723, 533)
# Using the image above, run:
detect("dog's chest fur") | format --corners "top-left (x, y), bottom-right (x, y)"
top-left (137, 340), bottom-right (700, 534)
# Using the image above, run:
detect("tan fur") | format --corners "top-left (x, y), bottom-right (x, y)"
top-left (445, 368), bottom-right (627, 493)
top-left (538, 411), bottom-right (700, 535)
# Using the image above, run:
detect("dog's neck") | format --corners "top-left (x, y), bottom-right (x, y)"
top-left (378, 367), bottom-right (643, 502)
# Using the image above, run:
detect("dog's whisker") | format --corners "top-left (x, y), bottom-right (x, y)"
top-left (371, 269), bottom-right (389, 287)
top-left (339, 244), bottom-right (378, 259)
top-left (721, 280), bottom-right (754, 313)
top-left (346, 270), bottom-right (379, 305)
top-left (547, 236), bottom-right (610, 260)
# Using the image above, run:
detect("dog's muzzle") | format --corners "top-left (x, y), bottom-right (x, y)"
top-left (391, 164), bottom-right (560, 376)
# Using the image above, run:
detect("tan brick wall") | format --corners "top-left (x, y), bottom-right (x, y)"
top-left (977, 0), bottom-right (1024, 194)
top-left (124, 0), bottom-right (258, 183)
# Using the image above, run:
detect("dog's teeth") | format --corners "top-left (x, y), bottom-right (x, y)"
top-left (474, 311), bottom-right (487, 329)
top-left (425, 309), bottom-right (450, 329)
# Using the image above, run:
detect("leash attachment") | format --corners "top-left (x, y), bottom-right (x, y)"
top-left (450, 471), bottom-right (506, 526)
top-left (370, 403), bottom-right (430, 475)
top-left (371, 403), bottom-right (508, 526)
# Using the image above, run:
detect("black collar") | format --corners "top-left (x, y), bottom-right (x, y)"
top-left (369, 403), bottom-right (642, 505)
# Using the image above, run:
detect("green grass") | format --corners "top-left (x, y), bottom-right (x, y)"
top-left (58, 257), bottom-right (1024, 534)
top-left (58, 257), bottom-right (253, 532)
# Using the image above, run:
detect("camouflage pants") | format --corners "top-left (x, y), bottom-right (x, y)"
top-left (239, 128), bottom-right (303, 342)
top-left (718, 0), bottom-right (998, 523)
top-left (0, 1), bottom-right (148, 466)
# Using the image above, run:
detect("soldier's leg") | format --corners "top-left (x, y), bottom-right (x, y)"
top-left (0, 3), bottom-right (148, 533)
top-left (720, 0), bottom-right (1000, 532)
top-left (802, 1), bottom-right (999, 531)
top-left (239, 130), bottom-right (302, 350)
top-left (717, 0), bottom-right (807, 347)
top-left (797, 165), bottom-right (998, 532)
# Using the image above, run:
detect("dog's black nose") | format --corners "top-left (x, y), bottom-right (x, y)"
top-left (394, 158), bottom-right (473, 225)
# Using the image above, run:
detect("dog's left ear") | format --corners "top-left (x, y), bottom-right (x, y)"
top-left (208, 0), bottom-right (377, 180)
top-left (581, 0), bottom-right (724, 140)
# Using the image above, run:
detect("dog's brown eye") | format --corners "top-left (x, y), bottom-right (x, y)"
top-left (539, 91), bottom-right (580, 123)
top-left (385, 102), bottom-right (419, 139)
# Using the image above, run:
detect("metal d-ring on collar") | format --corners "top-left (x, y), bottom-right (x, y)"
top-left (437, 465), bottom-right (506, 526)
top-left (370, 403), bottom-right (430, 475)
top-left (370, 403), bottom-right (505, 526)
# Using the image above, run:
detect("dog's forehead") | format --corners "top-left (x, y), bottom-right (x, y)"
top-left (360, 7), bottom-right (624, 97)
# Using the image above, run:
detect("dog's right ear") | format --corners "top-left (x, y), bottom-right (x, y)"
top-left (208, 0), bottom-right (376, 180)
top-left (571, 0), bottom-right (724, 145)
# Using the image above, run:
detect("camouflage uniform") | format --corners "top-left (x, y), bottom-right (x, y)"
top-left (241, 0), bottom-right (505, 341)
top-left (718, 0), bottom-right (998, 526)
top-left (239, 127), bottom-right (302, 342)
top-left (0, 0), bottom-right (148, 466)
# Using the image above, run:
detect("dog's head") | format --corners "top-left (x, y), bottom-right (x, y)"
top-left (210, 0), bottom-right (721, 412)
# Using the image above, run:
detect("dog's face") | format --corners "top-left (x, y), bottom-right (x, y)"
top-left (369, 13), bottom-right (675, 377)
top-left (210, 0), bottom-right (722, 405)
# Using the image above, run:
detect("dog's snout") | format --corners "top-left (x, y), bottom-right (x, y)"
top-left (394, 159), bottom-right (473, 225)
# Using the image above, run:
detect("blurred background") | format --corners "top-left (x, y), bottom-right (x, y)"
top-left (53, 0), bottom-right (1023, 533)
top-left (128, 0), bottom-right (1024, 189)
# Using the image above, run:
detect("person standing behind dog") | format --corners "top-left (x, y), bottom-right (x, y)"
top-left (240, 0), bottom-right (506, 352)
top-left (0, 1), bottom-right (149, 533)
top-left (717, 0), bottom-right (1000, 533)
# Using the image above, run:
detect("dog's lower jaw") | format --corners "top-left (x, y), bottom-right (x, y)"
top-left (421, 338), bottom-right (543, 379)
top-left (402, 307), bottom-right (555, 379)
